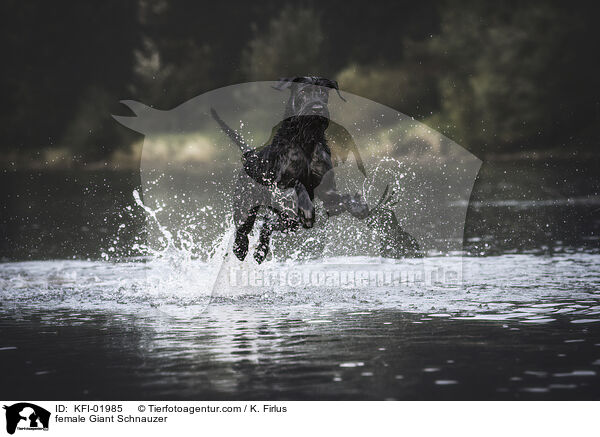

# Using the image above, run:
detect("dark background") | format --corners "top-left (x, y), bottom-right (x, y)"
top-left (2, 0), bottom-right (599, 163)
top-left (1, 0), bottom-right (599, 260)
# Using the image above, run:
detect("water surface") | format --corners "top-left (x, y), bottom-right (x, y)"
top-left (1, 164), bottom-right (599, 400)
top-left (1, 253), bottom-right (599, 400)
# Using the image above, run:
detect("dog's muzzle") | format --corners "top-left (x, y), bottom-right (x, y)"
top-left (296, 98), bottom-right (329, 116)
top-left (302, 102), bottom-right (328, 117)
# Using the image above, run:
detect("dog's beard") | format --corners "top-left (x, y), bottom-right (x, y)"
top-left (289, 115), bottom-right (329, 145)
top-left (295, 114), bottom-right (329, 129)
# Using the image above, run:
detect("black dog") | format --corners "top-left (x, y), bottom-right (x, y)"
top-left (211, 76), bottom-right (370, 263)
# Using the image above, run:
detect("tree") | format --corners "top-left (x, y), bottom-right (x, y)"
top-left (242, 6), bottom-right (325, 81)
top-left (423, 2), bottom-right (599, 153)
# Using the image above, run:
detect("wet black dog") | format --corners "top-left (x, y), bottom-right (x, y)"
top-left (211, 76), bottom-right (369, 263)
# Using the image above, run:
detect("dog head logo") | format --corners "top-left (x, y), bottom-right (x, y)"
top-left (113, 79), bottom-right (480, 298)
top-left (3, 403), bottom-right (50, 435)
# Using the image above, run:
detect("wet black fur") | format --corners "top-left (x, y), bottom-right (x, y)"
top-left (212, 76), bottom-right (368, 263)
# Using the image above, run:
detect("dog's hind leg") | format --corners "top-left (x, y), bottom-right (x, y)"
top-left (234, 206), bottom-right (259, 261)
top-left (254, 208), bottom-right (301, 264)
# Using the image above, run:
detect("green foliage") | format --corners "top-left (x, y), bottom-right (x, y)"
top-left (422, 2), bottom-right (598, 153)
top-left (59, 86), bottom-right (135, 162)
top-left (2, 0), bottom-right (598, 164)
top-left (242, 6), bottom-right (325, 81)
top-left (335, 64), bottom-right (439, 119)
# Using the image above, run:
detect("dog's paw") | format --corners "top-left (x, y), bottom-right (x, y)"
top-left (253, 245), bottom-right (269, 264)
top-left (233, 232), bottom-right (249, 261)
top-left (297, 192), bottom-right (315, 229)
top-left (345, 193), bottom-right (369, 219)
top-left (298, 205), bottom-right (315, 228)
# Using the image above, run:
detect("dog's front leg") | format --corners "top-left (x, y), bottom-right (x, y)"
top-left (315, 170), bottom-right (369, 219)
top-left (294, 181), bottom-right (315, 228)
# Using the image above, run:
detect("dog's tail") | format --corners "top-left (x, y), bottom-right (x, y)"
top-left (210, 108), bottom-right (252, 154)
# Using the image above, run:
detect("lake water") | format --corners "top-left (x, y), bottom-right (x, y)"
top-left (1, 163), bottom-right (600, 400)
top-left (1, 252), bottom-right (600, 400)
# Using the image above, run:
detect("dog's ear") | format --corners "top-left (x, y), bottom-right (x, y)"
top-left (318, 79), bottom-right (347, 102)
top-left (331, 81), bottom-right (347, 102)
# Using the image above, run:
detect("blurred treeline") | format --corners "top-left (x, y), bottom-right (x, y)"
top-left (2, 0), bottom-right (599, 166)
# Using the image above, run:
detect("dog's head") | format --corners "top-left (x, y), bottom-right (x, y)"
top-left (274, 76), bottom-right (345, 119)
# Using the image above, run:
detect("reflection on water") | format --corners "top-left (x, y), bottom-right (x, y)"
top-left (1, 162), bottom-right (599, 399)
top-left (1, 254), bottom-right (599, 400)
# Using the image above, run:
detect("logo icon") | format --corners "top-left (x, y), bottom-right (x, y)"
top-left (3, 403), bottom-right (50, 435)
top-left (113, 81), bottom-right (480, 300)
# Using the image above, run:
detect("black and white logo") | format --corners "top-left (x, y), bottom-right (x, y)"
top-left (3, 403), bottom-right (50, 435)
